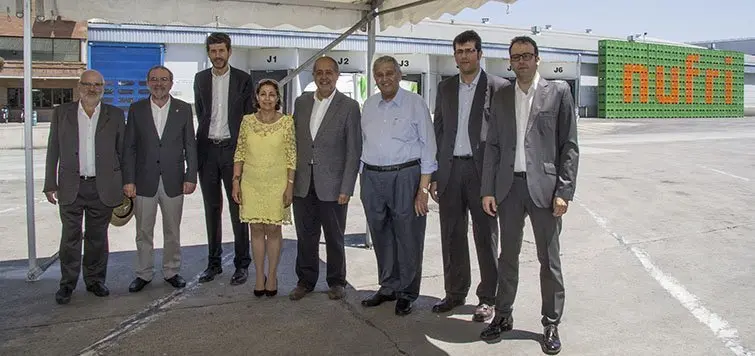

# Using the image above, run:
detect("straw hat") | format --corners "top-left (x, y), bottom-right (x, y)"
top-left (110, 196), bottom-right (134, 227)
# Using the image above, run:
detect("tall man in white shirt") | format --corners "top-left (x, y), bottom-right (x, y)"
top-left (289, 57), bottom-right (362, 301)
top-left (43, 69), bottom-right (125, 304)
top-left (193, 32), bottom-right (254, 285)
top-left (123, 66), bottom-right (198, 293)
top-left (480, 36), bottom-right (579, 354)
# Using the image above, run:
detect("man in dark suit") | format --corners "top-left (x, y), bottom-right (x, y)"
top-left (479, 36), bottom-right (579, 355)
top-left (123, 65), bottom-right (198, 293)
top-left (288, 57), bottom-right (362, 301)
top-left (193, 32), bottom-right (254, 285)
top-left (43, 69), bottom-right (125, 305)
top-left (430, 30), bottom-right (509, 322)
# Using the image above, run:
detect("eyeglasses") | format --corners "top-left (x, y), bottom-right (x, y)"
top-left (510, 53), bottom-right (536, 62)
top-left (149, 77), bottom-right (171, 83)
top-left (454, 48), bottom-right (478, 56)
top-left (79, 81), bottom-right (104, 88)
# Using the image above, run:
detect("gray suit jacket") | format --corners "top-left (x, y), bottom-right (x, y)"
top-left (481, 77), bottom-right (579, 208)
top-left (433, 70), bottom-right (510, 196)
top-left (43, 101), bottom-right (126, 207)
top-left (292, 90), bottom-right (362, 201)
top-left (123, 97), bottom-right (198, 198)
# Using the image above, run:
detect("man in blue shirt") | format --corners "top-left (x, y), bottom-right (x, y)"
top-left (359, 55), bottom-right (437, 316)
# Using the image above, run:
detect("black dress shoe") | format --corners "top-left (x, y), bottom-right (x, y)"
top-left (230, 268), bottom-right (248, 286)
top-left (85, 282), bottom-right (110, 297)
top-left (480, 315), bottom-right (514, 341)
top-left (395, 298), bottom-right (413, 316)
top-left (128, 277), bottom-right (151, 293)
top-left (542, 325), bottom-right (562, 355)
top-left (254, 276), bottom-right (267, 298)
top-left (55, 286), bottom-right (73, 305)
top-left (165, 275), bottom-right (186, 289)
top-left (198, 266), bottom-right (222, 283)
top-left (361, 292), bottom-right (396, 307)
top-left (264, 278), bottom-right (278, 297)
top-left (432, 297), bottom-right (465, 313)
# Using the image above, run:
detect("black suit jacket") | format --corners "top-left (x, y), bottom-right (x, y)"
top-left (123, 97), bottom-right (198, 198)
top-left (481, 77), bottom-right (579, 208)
top-left (193, 66), bottom-right (253, 168)
top-left (433, 70), bottom-right (510, 196)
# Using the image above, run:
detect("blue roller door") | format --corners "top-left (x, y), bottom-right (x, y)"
top-left (88, 42), bottom-right (163, 117)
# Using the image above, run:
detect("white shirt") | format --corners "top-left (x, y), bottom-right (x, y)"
top-left (454, 68), bottom-right (481, 156)
top-left (209, 67), bottom-right (231, 140)
top-left (77, 102), bottom-right (101, 177)
top-left (310, 89), bottom-right (336, 140)
top-left (514, 72), bottom-right (540, 172)
top-left (150, 96), bottom-right (171, 139)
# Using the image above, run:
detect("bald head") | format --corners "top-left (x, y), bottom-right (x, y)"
top-left (78, 69), bottom-right (105, 108)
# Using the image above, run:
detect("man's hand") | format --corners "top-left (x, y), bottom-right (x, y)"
top-left (183, 182), bottom-right (197, 195)
top-left (283, 185), bottom-right (293, 208)
top-left (337, 194), bottom-right (350, 205)
top-left (482, 196), bottom-right (497, 217)
top-left (552, 197), bottom-right (568, 217)
top-left (232, 180), bottom-right (242, 205)
top-left (429, 182), bottom-right (439, 203)
top-left (123, 184), bottom-right (136, 198)
top-left (44, 191), bottom-right (57, 205)
top-left (414, 187), bottom-right (429, 216)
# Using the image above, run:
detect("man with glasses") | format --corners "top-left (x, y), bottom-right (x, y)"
top-left (123, 65), bottom-right (198, 293)
top-left (430, 30), bottom-right (509, 322)
top-left (480, 36), bottom-right (579, 355)
top-left (43, 69), bottom-right (126, 304)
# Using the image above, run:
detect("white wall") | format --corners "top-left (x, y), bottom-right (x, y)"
top-left (163, 44), bottom-right (206, 104)
top-left (745, 73), bottom-right (755, 115)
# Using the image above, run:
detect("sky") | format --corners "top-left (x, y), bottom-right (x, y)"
top-left (445, 0), bottom-right (753, 43)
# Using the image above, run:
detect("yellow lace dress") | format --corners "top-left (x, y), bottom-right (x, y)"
top-left (233, 113), bottom-right (296, 225)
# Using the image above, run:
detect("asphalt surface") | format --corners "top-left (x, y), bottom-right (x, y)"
top-left (0, 117), bottom-right (753, 356)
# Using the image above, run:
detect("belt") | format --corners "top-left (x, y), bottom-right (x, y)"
top-left (453, 155), bottom-right (474, 160)
top-left (514, 171), bottom-right (526, 178)
top-left (80, 175), bottom-right (96, 181)
top-left (363, 159), bottom-right (420, 172)
top-left (209, 138), bottom-right (232, 145)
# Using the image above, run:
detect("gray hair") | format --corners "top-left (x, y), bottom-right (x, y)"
top-left (372, 55), bottom-right (402, 75)
top-left (146, 65), bottom-right (174, 81)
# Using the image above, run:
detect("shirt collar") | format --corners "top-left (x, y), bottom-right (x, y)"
top-left (78, 101), bottom-right (102, 118)
top-left (212, 65), bottom-right (231, 78)
top-left (314, 89), bottom-right (337, 103)
top-left (517, 71), bottom-right (540, 95)
top-left (151, 96), bottom-right (172, 110)
top-left (380, 87), bottom-right (405, 107)
top-left (459, 68), bottom-right (482, 87)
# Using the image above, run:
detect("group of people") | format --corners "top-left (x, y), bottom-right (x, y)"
top-left (43, 29), bottom-right (578, 354)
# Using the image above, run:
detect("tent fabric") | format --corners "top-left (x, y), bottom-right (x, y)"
top-left (6, 0), bottom-right (517, 31)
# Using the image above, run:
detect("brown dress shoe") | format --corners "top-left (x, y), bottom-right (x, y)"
top-left (473, 303), bottom-right (494, 322)
top-left (288, 285), bottom-right (311, 301)
top-left (327, 285), bottom-right (345, 300)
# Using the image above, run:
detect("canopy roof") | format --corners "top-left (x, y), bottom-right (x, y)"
top-left (4, 0), bottom-right (517, 31)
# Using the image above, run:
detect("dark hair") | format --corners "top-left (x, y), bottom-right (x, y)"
top-left (509, 36), bottom-right (539, 57)
top-left (146, 65), bottom-right (174, 81)
top-left (255, 79), bottom-right (282, 111)
top-left (453, 30), bottom-right (482, 52)
top-left (314, 56), bottom-right (339, 73)
top-left (206, 32), bottom-right (231, 52)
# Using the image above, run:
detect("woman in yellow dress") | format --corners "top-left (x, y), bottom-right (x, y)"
top-left (231, 79), bottom-right (296, 297)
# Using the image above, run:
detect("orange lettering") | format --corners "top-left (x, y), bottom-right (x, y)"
top-left (685, 54), bottom-right (700, 103)
top-left (725, 57), bottom-right (733, 104)
top-left (705, 69), bottom-right (719, 104)
top-left (656, 66), bottom-right (680, 104)
top-left (623, 64), bottom-right (649, 103)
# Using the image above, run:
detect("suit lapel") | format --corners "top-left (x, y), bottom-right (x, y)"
top-left (299, 93), bottom-right (315, 144)
top-left (68, 103), bottom-right (80, 155)
top-left (525, 77), bottom-right (549, 135)
top-left (227, 67), bottom-right (238, 121)
top-left (201, 70), bottom-right (212, 119)
top-left (504, 85), bottom-right (516, 139)
top-left (159, 98), bottom-right (181, 142)
top-left (468, 70), bottom-right (488, 149)
top-left (314, 91), bottom-right (343, 142)
top-left (95, 103), bottom-right (110, 133)
top-left (142, 99), bottom-right (160, 141)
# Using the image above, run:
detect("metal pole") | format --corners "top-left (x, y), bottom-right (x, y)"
top-left (22, 0), bottom-right (39, 281)
top-left (576, 53), bottom-right (582, 118)
top-left (363, 8), bottom-right (377, 250)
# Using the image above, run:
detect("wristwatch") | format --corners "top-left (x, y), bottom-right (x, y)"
top-left (421, 187), bottom-right (429, 194)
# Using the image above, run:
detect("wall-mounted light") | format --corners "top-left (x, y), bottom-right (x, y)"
top-left (481, 17), bottom-right (490, 24)
top-left (35, 0), bottom-right (44, 21)
top-left (531, 25), bottom-right (541, 35)
top-left (15, 0), bottom-right (23, 18)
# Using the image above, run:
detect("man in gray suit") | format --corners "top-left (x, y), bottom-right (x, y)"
top-left (430, 30), bottom-right (509, 322)
top-left (43, 69), bottom-right (125, 305)
top-left (123, 65), bottom-right (198, 293)
top-left (289, 56), bottom-right (362, 301)
top-left (479, 36), bottom-right (579, 355)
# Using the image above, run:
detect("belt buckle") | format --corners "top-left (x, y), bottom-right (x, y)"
top-left (211, 138), bottom-right (224, 145)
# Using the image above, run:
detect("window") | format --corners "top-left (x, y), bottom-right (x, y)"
top-left (0, 37), bottom-right (80, 62)
top-left (6, 88), bottom-right (74, 108)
